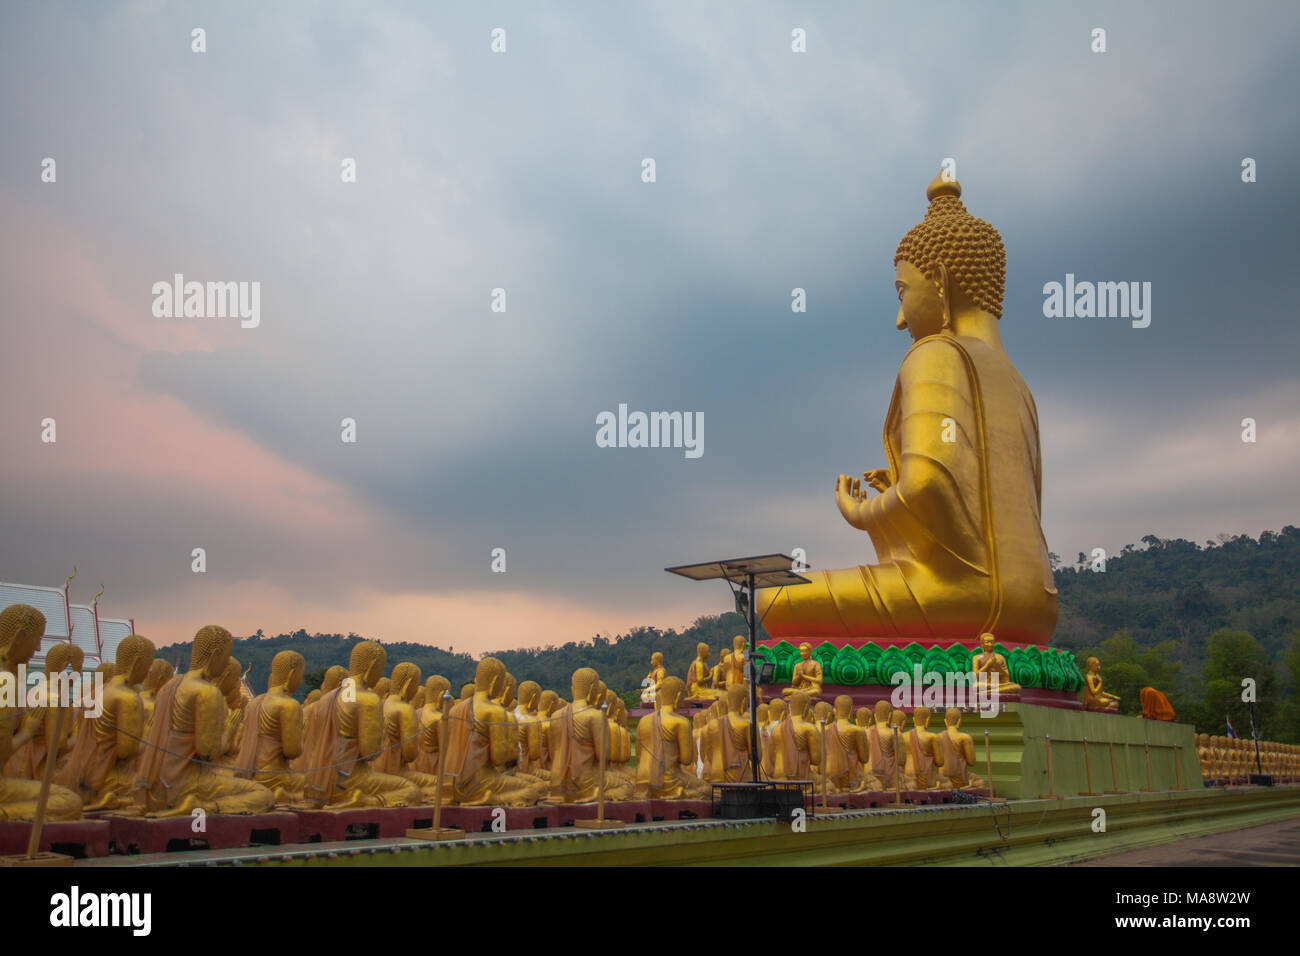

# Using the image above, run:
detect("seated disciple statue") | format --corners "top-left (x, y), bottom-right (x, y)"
top-left (412, 674), bottom-right (451, 783)
top-left (58, 634), bottom-right (156, 812)
top-left (903, 706), bottom-right (951, 790)
top-left (781, 643), bottom-right (823, 698)
top-left (230, 650), bottom-right (310, 807)
top-left (443, 657), bottom-right (547, 807)
top-left (370, 661), bottom-right (442, 802)
top-left (722, 635), bottom-right (748, 689)
top-left (687, 643), bottom-right (723, 700)
top-left (760, 700), bottom-right (783, 778)
top-left (294, 664), bottom-right (346, 773)
top-left (216, 657), bottom-right (248, 763)
top-left (641, 652), bottom-right (667, 705)
top-left (1140, 686), bottom-right (1175, 721)
top-left (635, 676), bottom-right (709, 799)
top-left (1082, 657), bottom-right (1120, 713)
top-left (972, 632), bottom-right (1020, 698)
top-left (136, 626), bottom-right (275, 816)
top-left (867, 700), bottom-right (913, 790)
top-left (824, 695), bottom-right (877, 793)
top-left (548, 667), bottom-right (631, 803)
top-left (706, 685), bottom-right (753, 783)
top-left (514, 680), bottom-right (549, 780)
top-left (140, 658), bottom-right (174, 736)
top-left (0, 605), bottom-right (82, 821)
top-left (758, 173), bottom-right (1057, 649)
top-left (936, 708), bottom-right (985, 790)
top-left (5, 641), bottom-right (79, 782)
top-left (603, 690), bottom-right (637, 794)
top-left (300, 641), bottom-right (419, 809)
top-left (770, 691), bottom-right (820, 780)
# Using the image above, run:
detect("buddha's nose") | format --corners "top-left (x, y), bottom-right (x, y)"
top-left (896, 307), bottom-right (907, 331)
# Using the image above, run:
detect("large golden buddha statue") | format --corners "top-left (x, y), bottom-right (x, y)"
top-left (0, 605), bottom-right (82, 821)
top-left (759, 172), bottom-right (1057, 648)
top-left (137, 626), bottom-right (275, 816)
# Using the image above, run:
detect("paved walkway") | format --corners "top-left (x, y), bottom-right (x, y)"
top-left (1068, 817), bottom-right (1300, 866)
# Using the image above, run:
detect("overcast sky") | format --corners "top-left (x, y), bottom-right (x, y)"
top-left (2, 1), bottom-right (1297, 655)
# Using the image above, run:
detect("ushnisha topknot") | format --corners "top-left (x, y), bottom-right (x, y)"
top-left (894, 171), bottom-right (1007, 319)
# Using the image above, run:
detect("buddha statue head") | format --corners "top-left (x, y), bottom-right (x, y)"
top-left (321, 664), bottom-right (348, 693)
top-left (788, 691), bottom-right (810, 719)
top-left (696, 642), bottom-right (710, 663)
top-left (659, 676), bottom-right (685, 710)
top-left (476, 656), bottom-right (506, 697)
top-left (1086, 657), bottom-right (1101, 676)
top-left (725, 684), bottom-right (748, 715)
top-left (813, 700), bottom-right (833, 725)
top-left (0, 604), bottom-right (47, 670)
top-left (518, 679), bottom-right (541, 710)
top-left (539, 689), bottom-right (558, 715)
top-left (855, 705), bottom-right (871, 727)
top-left (571, 667), bottom-right (598, 705)
top-left (374, 676), bottom-right (392, 699)
top-left (144, 658), bottom-right (174, 694)
top-left (893, 172), bottom-right (1005, 343)
top-left (604, 688), bottom-right (619, 715)
top-left (269, 650), bottom-right (305, 694)
top-left (798, 642), bottom-right (812, 663)
top-left (425, 674), bottom-right (451, 706)
top-left (116, 635), bottom-right (156, 686)
top-left (219, 658), bottom-right (244, 705)
top-left (390, 662), bottom-right (421, 702)
top-left (892, 709), bottom-right (908, 730)
top-left (460, 683), bottom-right (475, 700)
top-left (592, 679), bottom-right (607, 708)
top-left (412, 688), bottom-right (426, 710)
top-left (756, 702), bottom-right (770, 725)
top-left (97, 661), bottom-right (115, 679)
top-left (874, 699), bottom-right (893, 726)
top-left (45, 641), bottom-right (74, 675)
top-left (834, 695), bottom-right (854, 720)
top-left (769, 698), bottom-right (787, 723)
top-left (190, 625), bottom-right (233, 680)
top-left (68, 645), bottom-right (85, 673)
top-left (944, 707), bottom-right (963, 730)
top-left (913, 706), bottom-right (932, 729)
top-left (348, 640), bottom-right (387, 688)
top-left (1196, 732), bottom-right (1209, 747)
top-left (650, 652), bottom-right (663, 669)
top-left (732, 635), bottom-right (746, 655)
top-left (304, 689), bottom-right (321, 706)
top-left (500, 672), bottom-right (518, 708)
top-left (978, 632), bottom-right (998, 655)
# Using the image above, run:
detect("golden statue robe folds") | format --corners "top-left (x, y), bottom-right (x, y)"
top-left (760, 334), bottom-right (1057, 646)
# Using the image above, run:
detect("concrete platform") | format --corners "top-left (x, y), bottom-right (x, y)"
top-left (107, 812), bottom-right (299, 854)
top-left (0, 819), bottom-right (111, 859)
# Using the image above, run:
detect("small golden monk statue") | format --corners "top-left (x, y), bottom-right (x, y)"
top-left (137, 626), bottom-right (274, 816)
top-left (770, 691), bottom-right (820, 780)
top-left (140, 658), bottom-right (173, 736)
top-left (548, 666), bottom-right (631, 803)
top-left (1195, 733), bottom-right (1213, 781)
top-left (902, 706), bottom-right (951, 790)
top-left (4, 640), bottom-right (77, 781)
top-left (782, 642), bottom-right (823, 698)
top-left (761, 699), bottom-right (784, 778)
top-left (412, 674), bottom-right (451, 779)
top-left (867, 700), bottom-right (912, 789)
top-left (459, 682), bottom-right (475, 701)
top-left (374, 676), bottom-right (392, 701)
top-left (603, 690), bottom-right (636, 794)
top-left (759, 172), bottom-right (1057, 648)
top-left (58, 634), bottom-right (156, 812)
top-left (230, 650), bottom-right (308, 807)
top-left (294, 664), bottom-right (346, 772)
top-left (635, 676), bottom-right (709, 798)
top-left (1082, 657), bottom-right (1120, 712)
top-left (443, 657), bottom-right (547, 806)
top-left (371, 661), bottom-right (443, 802)
top-left (0, 605), bottom-right (82, 821)
top-left (641, 652), bottom-right (667, 705)
top-left (824, 695), bottom-right (877, 793)
top-left (972, 632), bottom-right (1020, 698)
top-left (936, 708), bottom-right (984, 789)
top-left (687, 643), bottom-right (723, 700)
top-left (513, 679), bottom-right (548, 779)
top-left (706, 685), bottom-right (752, 783)
top-left (301, 641), bottom-right (419, 808)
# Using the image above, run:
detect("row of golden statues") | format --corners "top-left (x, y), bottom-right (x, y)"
top-left (1, 604), bottom-right (992, 821)
top-left (1196, 734), bottom-right (1298, 784)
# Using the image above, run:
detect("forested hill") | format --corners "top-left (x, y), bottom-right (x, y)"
top-left (156, 527), bottom-right (1300, 739)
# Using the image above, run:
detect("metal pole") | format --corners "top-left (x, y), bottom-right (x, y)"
top-left (1249, 702), bottom-right (1263, 775)
top-left (26, 707), bottom-right (65, 859)
top-left (747, 572), bottom-right (761, 784)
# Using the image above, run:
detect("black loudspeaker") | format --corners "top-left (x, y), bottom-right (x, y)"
top-left (1249, 773), bottom-right (1274, 786)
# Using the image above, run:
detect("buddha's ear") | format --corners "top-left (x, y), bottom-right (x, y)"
top-left (936, 262), bottom-right (953, 328)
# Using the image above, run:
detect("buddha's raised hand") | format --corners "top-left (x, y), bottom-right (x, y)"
top-left (863, 469), bottom-right (891, 492)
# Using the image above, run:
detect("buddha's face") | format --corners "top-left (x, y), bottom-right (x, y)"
top-left (895, 259), bottom-right (946, 342)
top-left (980, 634), bottom-right (994, 653)
top-left (799, 645), bottom-right (811, 662)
